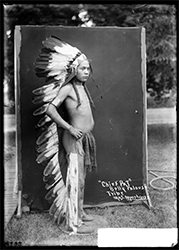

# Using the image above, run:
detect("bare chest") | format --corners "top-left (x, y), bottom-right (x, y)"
top-left (65, 85), bottom-right (94, 130)
top-left (67, 86), bottom-right (90, 108)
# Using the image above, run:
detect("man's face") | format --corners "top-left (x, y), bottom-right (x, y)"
top-left (76, 60), bottom-right (91, 82)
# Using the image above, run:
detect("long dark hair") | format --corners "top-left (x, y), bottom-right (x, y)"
top-left (71, 80), bottom-right (95, 109)
top-left (71, 61), bottom-right (95, 109)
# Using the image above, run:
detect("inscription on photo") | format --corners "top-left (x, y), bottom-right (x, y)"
top-left (98, 178), bottom-right (146, 202)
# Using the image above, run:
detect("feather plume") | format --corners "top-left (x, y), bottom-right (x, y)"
top-left (37, 115), bottom-right (51, 127)
top-left (45, 179), bottom-right (65, 202)
top-left (55, 196), bottom-right (68, 223)
top-left (45, 188), bottom-right (56, 202)
top-left (45, 175), bottom-right (62, 190)
top-left (33, 85), bottom-right (60, 98)
top-left (49, 186), bottom-right (67, 216)
top-left (43, 170), bottom-right (61, 184)
top-left (33, 104), bottom-right (48, 116)
top-left (32, 91), bottom-right (59, 104)
top-left (52, 178), bottom-right (65, 194)
top-left (51, 164), bottom-right (60, 175)
top-left (37, 138), bottom-right (58, 153)
top-left (36, 131), bottom-right (58, 146)
top-left (36, 123), bottom-right (57, 145)
top-left (43, 163), bottom-right (61, 182)
top-left (43, 36), bottom-right (80, 56)
top-left (43, 174), bottom-right (54, 183)
top-left (43, 164), bottom-right (59, 181)
top-left (43, 153), bottom-right (58, 176)
top-left (43, 172), bottom-right (59, 183)
top-left (36, 145), bottom-right (58, 164)
top-left (45, 77), bottom-right (59, 85)
top-left (49, 201), bottom-right (59, 216)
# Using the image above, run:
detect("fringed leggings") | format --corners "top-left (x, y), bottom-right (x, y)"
top-left (62, 130), bottom-right (87, 228)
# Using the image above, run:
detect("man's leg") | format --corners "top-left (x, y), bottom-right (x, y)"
top-left (77, 140), bottom-right (93, 222)
top-left (62, 131), bottom-right (94, 233)
top-left (78, 152), bottom-right (86, 221)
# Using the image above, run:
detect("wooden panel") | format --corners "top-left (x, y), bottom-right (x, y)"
top-left (4, 157), bottom-right (17, 228)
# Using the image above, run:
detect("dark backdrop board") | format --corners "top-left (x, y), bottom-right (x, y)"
top-left (15, 26), bottom-right (147, 210)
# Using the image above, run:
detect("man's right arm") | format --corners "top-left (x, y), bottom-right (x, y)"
top-left (47, 104), bottom-right (72, 130)
top-left (46, 85), bottom-right (83, 139)
top-left (46, 85), bottom-right (72, 131)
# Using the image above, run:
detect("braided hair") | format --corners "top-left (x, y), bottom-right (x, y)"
top-left (71, 81), bottom-right (95, 109)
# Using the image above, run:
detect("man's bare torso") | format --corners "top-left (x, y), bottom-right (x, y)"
top-left (65, 84), bottom-right (94, 133)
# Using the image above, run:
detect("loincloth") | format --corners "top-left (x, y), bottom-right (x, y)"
top-left (58, 128), bottom-right (97, 184)
top-left (81, 132), bottom-right (97, 172)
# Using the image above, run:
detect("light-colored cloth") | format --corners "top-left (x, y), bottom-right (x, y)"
top-left (58, 129), bottom-right (97, 232)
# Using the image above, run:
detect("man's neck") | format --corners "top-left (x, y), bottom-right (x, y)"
top-left (74, 80), bottom-right (85, 86)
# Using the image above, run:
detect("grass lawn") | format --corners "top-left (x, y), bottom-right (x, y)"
top-left (4, 124), bottom-right (177, 246)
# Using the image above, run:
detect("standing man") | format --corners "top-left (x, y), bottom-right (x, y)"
top-left (34, 36), bottom-right (97, 234)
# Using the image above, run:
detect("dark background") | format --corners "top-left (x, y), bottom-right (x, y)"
top-left (16, 26), bottom-right (147, 209)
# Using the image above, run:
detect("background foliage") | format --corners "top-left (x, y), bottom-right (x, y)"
top-left (4, 3), bottom-right (176, 107)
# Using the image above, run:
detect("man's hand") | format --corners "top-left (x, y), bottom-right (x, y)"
top-left (69, 126), bottom-right (83, 140)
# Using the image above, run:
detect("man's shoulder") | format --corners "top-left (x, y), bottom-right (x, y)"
top-left (59, 83), bottom-right (73, 93)
top-left (61, 83), bottom-right (73, 90)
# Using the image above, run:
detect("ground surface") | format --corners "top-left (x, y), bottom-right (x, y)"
top-left (4, 110), bottom-right (177, 247)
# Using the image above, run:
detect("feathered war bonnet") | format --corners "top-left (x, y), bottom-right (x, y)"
top-left (33, 36), bottom-right (94, 116)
